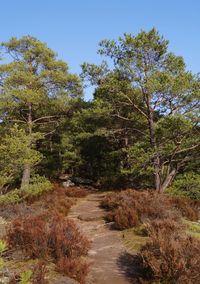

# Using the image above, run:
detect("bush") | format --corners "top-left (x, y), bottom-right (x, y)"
top-left (21, 177), bottom-right (53, 202)
top-left (0, 190), bottom-right (22, 205)
top-left (31, 261), bottom-right (48, 284)
top-left (106, 205), bottom-right (139, 230)
top-left (7, 214), bottom-right (49, 258)
top-left (0, 239), bottom-right (7, 269)
top-left (7, 213), bottom-right (90, 260)
top-left (168, 172), bottom-right (200, 200)
top-left (101, 189), bottom-right (199, 229)
top-left (41, 185), bottom-right (75, 216)
top-left (139, 219), bottom-right (200, 283)
top-left (0, 177), bottom-right (53, 205)
top-left (56, 257), bottom-right (89, 284)
top-left (169, 195), bottom-right (200, 221)
top-left (6, 213), bottom-right (90, 283)
top-left (48, 214), bottom-right (90, 260)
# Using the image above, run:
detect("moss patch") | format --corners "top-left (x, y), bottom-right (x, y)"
top-left (122, 227), bottom-right (149, 252)
top-left (184, 219), bottom-right (200, 239)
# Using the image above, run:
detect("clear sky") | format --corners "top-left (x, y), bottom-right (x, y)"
top-left (0, 0), bottom-right (199, 100)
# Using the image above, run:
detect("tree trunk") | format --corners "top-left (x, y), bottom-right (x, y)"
top-left (159, 169), bottom-right (176, 193)
top-left (21, 103), bottom-right (32, 188)
top-left (154, 155), bottom-right (161, 192)
top-left (146, 97), bottom-right (161, 192)
top-left (21, 164), bottom-right (31, 188)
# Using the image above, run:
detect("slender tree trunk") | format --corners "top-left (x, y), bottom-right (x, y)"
top-left (159, 169), bottom-right (176, 193)
top-left (21, 103), bottom-right (32, 188)
top-left (146, 97), bottom-right (161, 192)
top-left (154, 155), bottom-right (161, 191)
top-left (21, 164), bottom-right (31, 188)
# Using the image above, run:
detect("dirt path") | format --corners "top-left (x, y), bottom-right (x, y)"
top-left (68, 192), bottom-right (134, 284)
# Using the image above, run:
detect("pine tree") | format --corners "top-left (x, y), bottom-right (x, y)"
top-left (0, 36), bottom-right (82, 187)
top-left (82, 29), bottom-right (200, 191)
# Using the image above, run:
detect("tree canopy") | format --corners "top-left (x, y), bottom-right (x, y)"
top-left (0, 30), bottom-right (199, 194)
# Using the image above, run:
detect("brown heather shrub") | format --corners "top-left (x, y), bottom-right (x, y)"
top-left (1, 184), bottom-right (75, 220)
top-left (7, 213), bottom-right (49, 258)
top-left (56, 257), bottom-right (89, 284)
top-left (48, 214), bottom-right (90, 260)
top-left (107, 205), bottom-right (139, 230)
top-left (101, 189), bottom-right (199, 229)
top-left (7, 213), bottom-right (90, 260)
top-left (139, 219), bottom-right (200, 283)
top-left (47, 196), bottom-right (74, 216)
top-left (169, 195), bottom-right (199, 221)
top-left (32, 261), bottom-right (48, 284)
top-left (38, 184), bottom-right (75, 216)
top-left (101, 191), bottom-right (124, 210)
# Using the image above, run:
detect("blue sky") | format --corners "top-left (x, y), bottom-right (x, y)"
top-left (0, 0), bottom-right (199, 99)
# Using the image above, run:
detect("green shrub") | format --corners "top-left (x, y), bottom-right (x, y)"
top-left (21, 179), bottom-right (53, 201)
top-left (0, 176), bottom-right (52, 205)
top-left (19, 270), bottom-right (32, 284)
top-left (0, 240), bottom-right (7, 269)
top-left (0, 190), bottom-right (22, 205)
top-left (168, 172), bottom-right (200, 200)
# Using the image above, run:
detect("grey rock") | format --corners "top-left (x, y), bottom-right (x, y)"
top-left (0, 276), bottom-right (10, 284)
top-left (62, 180), bottom-right (75, 188)
top-left (71, 177), bottom-right (93, 185)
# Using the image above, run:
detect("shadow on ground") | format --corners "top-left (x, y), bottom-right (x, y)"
top-left (117, 252), bottom-right (149, 284)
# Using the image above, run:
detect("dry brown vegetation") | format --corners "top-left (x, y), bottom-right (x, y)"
top-left (102, 189), bottom-right (200, 283)
top-left (139, 219), bottom-right (200, 283)
top-left (7, 213), bottom-right (90, 283)
top-left (2, 184), bottom-right (91, 284)
top-left (56, 257), bottom-right (89, 284)
top-left (101, 189), bottom-right (199, 229)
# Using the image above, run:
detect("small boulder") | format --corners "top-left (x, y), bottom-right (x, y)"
top-left (71, 177), bottom-right (93, 185)
top-left (62, 180), bottom-right (75, 188)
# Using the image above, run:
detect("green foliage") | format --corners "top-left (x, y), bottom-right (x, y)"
top-left (21, 176), bottom-right (53, 200)
top-left (0, 177), bottom-right (52, 205)
top-left (184, 220), bottom-right (200, 239)
top-left (0, 240), bottom-right (7, 269)
top-left (0, 240), bottom-right (7, 254)
top-left (81, 28), bottom-right (200, 190)
top-left (19, 270), bottom-right (32, 284)
top-left (0, 35), bottom-right (82, 186)
top-left (0, 31), bottom-right (199, 191)
top-left (0, 125), bottom-right (42, 188)
top-left (168, 172), bottom-right (200, 199)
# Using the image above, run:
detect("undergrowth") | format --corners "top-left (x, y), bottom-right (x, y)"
top-left (101, 189), bottom-right (199, 229)
top-left (102, 189), bottom-right (200, 283)
top-left (0, 179), bottom-right (52, 205)
top-left (1, 183), bottom-right (90, 283)
top-left (138, 218), bottom-right (200, 283)
top-left (6, 213), bottom-right (90, 283)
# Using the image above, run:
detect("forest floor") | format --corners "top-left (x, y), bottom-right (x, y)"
top-left (69, 192), bottom-right (138, 284)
